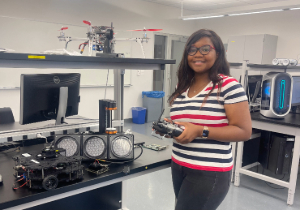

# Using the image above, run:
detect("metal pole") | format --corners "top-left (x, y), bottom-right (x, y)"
top-left (113, 67), bottom-right (125, 133)
top-left (181, 1), bottom-right (184, 17)
top-left (113, 51), bottom-right (125, 133)
top-left (287, 129), bottom-right (300, 205)
top-left (241, 60), bottom-right (248, 88)
top-left (114, 69), bottom-right (121, 133)
top-left (120, 71), bottom-right (124, 133)
top-left (234, 141), bottom-right (244, 187)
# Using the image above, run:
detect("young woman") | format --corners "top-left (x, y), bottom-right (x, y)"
top-left (160, 29), bottom-right (252, 210)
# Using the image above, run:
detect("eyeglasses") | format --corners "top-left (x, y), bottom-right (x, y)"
top-left (187, 45), bottom-right (215, 56)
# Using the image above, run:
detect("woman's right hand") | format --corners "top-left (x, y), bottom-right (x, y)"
top-left (154, 118), bottom-right (173, 138)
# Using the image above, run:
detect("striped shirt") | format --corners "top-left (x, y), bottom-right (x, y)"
top-left (170, 74), bottom-right (247, 172)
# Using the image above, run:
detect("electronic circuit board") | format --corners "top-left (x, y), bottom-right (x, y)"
top-left (142, 144), bottom-right (167, 151)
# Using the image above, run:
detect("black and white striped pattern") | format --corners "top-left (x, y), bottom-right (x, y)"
top-left (170, 75), bottom-right (247, 171)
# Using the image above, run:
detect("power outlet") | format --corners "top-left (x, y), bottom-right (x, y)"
top-left (137, 70), bottom-right (141, 76)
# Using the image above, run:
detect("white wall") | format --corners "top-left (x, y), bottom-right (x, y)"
top-left (195, 10), bottom-right (300, 60)
top-left (0, 0), bottom-right (197, 121)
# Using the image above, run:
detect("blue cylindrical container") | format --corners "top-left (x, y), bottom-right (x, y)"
top-left (132, 107), bottom-right (146, 124)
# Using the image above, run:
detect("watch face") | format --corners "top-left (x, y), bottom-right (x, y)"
top-left (203, 130), bottom-right (209, 137)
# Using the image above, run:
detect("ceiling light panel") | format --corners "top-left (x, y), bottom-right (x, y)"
top-left (183, 15), bottom-right (225, 20)
top-left (239, 0), bottom-right (290, 5)
top-left (229, 9), bottom-right (284, 16)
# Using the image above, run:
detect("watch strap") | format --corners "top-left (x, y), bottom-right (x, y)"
top-left (202, 126), bottom-right (209, 139)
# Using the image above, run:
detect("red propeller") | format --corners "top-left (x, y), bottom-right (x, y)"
top-left (128, 29), bottom-right (162, 32)
top-left (83, 20), bottom-right (91, 25)
top-left (59, 27), bottom-right (68, 31)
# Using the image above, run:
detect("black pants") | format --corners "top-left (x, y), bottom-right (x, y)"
top-left (171, 161), bottom-right (231, 210)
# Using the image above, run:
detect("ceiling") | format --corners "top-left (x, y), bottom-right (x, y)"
top-left (140, 0), bottom-right (293, 11)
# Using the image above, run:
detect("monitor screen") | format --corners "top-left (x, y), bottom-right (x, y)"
top-left (20, 73), bottom-right (80, 125)
top-left (261, 80), bottom-right (271, 110)
top-left (291, 76), bottom-right (300, 106)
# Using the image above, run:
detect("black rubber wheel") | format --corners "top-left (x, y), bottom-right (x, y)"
top-left (42, 175), bottom-right (58, 190)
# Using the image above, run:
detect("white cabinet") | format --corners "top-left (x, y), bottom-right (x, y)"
top-left (227, 34), bottom-right (278, 64)
top-left (227, 35), bottom-right (246, 63)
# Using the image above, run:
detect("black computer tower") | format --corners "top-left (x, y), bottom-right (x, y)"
top-left (242, 129), bottom-right (261, 167)
top-left (258, 132), bottom-right (294, 175)
top-left (258, 131), bottom-right (272, 169)
top-left (268, 133), bottom-right (294, 174)
top-left (282, 140), bottom-right (294, 173)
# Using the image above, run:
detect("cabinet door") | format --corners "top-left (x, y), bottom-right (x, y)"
top-left (243, 34), bottom-right (264, 64)
top-left (227, 35), bottom-right (246, 63)
top-left (163, 35), bottom-right (187, 119)
top-left (262, 35), bottom-right (278, 64)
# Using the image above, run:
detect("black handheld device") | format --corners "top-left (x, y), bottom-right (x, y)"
top-left (152, 109), bottom-right (184, 138)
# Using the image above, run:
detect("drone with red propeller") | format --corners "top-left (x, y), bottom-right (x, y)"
top-left (55, 21), bottom-right (163, 57)
top-left (127, 27), bottom-right (162, 43)
top-left (58, 27), bottom-right (69, 41)
top-left (57, 26), bottom-right (88, 51)
top-left (55, 21), bottom-right (114, 56)
top-left (57, 27), bottom-right (70, 49)
top-left (80, 20), bottom-right (114, 55)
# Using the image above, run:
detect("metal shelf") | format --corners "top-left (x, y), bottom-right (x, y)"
top-left (0, 52), bottom-right (175, 70)
top-left (0, 52), bottom-right (176, 135)
top-left (248, 63), bottom-right (300, 70)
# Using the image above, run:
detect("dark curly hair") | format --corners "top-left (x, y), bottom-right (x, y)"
top-left (168, 29), bottom-right (230, 105)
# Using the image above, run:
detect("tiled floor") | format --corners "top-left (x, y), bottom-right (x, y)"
top-left (124, 121), bottom-right (300, 210)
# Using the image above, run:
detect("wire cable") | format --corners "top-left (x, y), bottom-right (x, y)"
top-left (262, 168), bottom-right (288, 190)
top-left (97, 145), bottom-right (143, 165)
top-left (104, 69), bottom-right (110, 99)
top-left (0, 142), bottom-right (20, 153)
top-left (264, 174), bottom-right (286, 190)
top-left (16, 177), bottom-right (24, 182)
top-left (13, 180), bottom-right (29, 190)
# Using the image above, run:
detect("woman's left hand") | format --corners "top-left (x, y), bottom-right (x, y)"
top-left (174, 122), bottom-right (203, 144)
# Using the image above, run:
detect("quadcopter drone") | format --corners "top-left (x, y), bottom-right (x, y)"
top-left (53, 20), bottom-right (162, 57)
top-left (80, 20), bottom-right (114, 56)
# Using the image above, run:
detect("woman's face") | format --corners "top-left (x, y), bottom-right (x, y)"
top-left (187, 37), bottom-right (217, 74)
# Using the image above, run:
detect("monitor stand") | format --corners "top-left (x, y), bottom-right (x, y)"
top-left (55, 87), bottom-right (68, 125)
top-left (251, 81), bottom-right (261, 104)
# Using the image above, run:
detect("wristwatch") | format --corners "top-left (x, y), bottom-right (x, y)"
top-left (202, 126), bottom-right (209, 139)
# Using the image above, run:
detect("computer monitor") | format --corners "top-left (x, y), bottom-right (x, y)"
top-left (291, 76), bottom-right (300, 106)
top-left (20, 73), bottom-right (81, 125)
